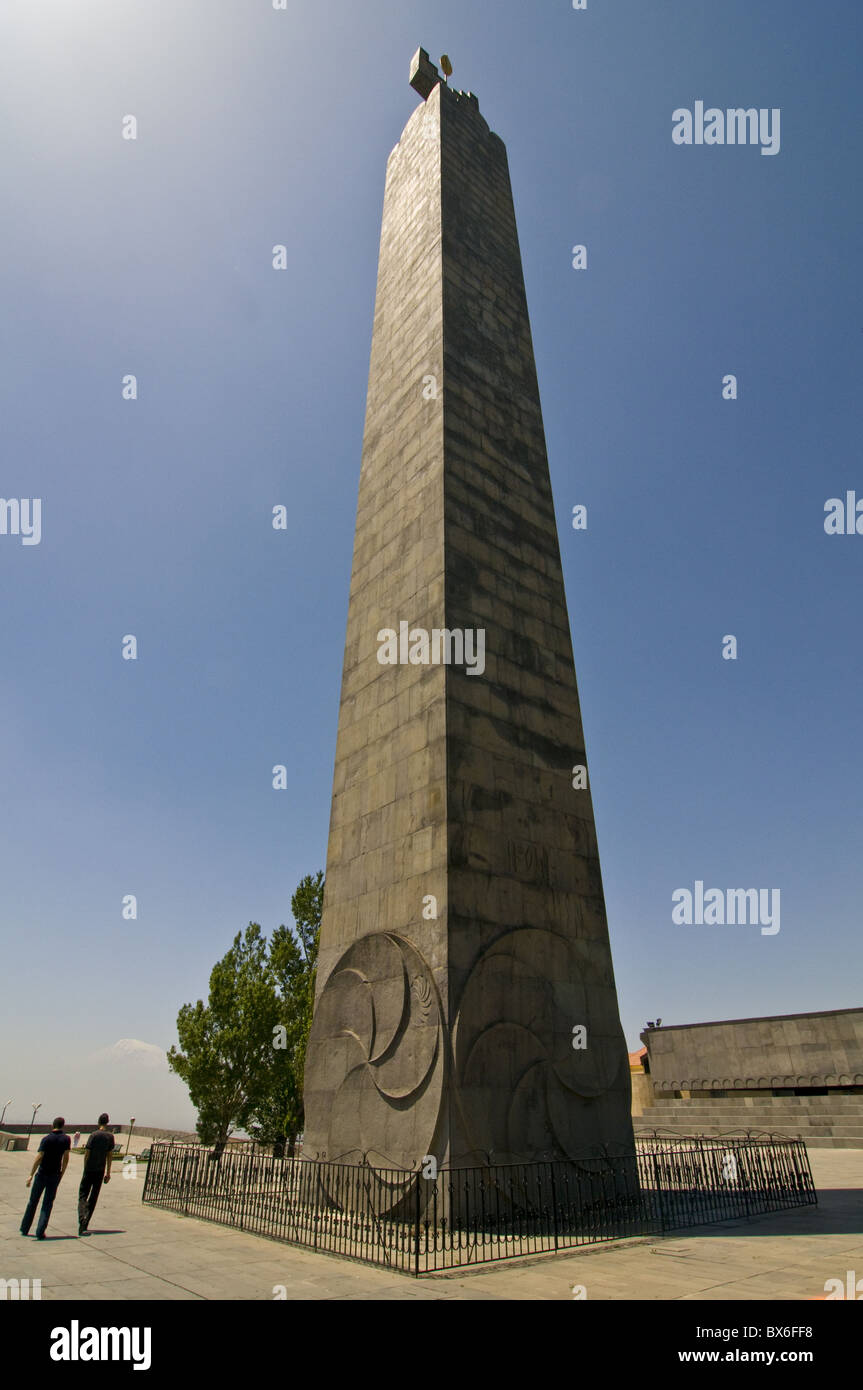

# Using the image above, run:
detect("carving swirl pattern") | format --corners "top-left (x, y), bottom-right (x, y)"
top-left (452, 926), bottom-right (631, 1162)
top-left (304, 932), bottom-right (443, 1173)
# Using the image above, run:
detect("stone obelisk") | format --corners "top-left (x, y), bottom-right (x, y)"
top-left (303, 49), bottom-right (634, 1172)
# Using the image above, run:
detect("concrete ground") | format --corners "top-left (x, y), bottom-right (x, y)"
top-left (1, 1146), bottom-right (860, 1301)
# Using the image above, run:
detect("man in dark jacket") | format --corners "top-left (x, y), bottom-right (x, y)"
top-left (78, 1113), bottom-right (115, 1235)
top-left (20, 1117), bottom-right (71, 1239)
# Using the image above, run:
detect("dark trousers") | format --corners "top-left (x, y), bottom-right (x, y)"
top-left (78, 1171), bottom-right (104, 1230)
top-left (21, 1170), bottom-right (61, 1237)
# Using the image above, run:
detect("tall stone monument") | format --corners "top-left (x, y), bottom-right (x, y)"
top-left (303, 49), bottom-right (634, 1173)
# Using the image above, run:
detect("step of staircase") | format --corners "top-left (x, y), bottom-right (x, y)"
top-left (647, 1095), bottom-right (863, 1107)
top-left (634, 1128), bottom-right (862, 1149)
top-left (634, 1094), bottom-right (863, 1147)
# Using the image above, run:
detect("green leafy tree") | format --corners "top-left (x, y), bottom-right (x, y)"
top-left (246, 872), bottom-right (323, 1155)
top-left (168, 875), bottom-right (324, 1155)
top-left (167, 923), bottom-right (281, 1146)
top-left (287, 868), bottom-right (323, 1068)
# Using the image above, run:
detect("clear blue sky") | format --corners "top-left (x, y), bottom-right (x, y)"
top-left (1, 0), bottom-right (860, 1129)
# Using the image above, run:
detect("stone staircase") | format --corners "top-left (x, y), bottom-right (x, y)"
top-left (634, 1094), bottom-right (863, 1148)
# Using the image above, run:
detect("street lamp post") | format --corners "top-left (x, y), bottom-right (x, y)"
top-left (0, 1100), bottom-right (12, 1128)
top-left (28, 1103), bottom-right (42, 1147)
top-left (125, 1118), bottom-right (136, 1155)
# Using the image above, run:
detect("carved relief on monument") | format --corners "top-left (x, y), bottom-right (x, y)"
top-left (505, 838), bottom-right (551, 886)
top-left (452, 926), bottom-right (630, 1164)
top-left (303, 932), bottom-right (444, 1169)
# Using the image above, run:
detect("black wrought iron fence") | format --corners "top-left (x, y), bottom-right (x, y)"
top-left (141, 1135), bottom-right (816, 1275)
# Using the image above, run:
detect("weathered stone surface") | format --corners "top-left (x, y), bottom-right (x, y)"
top-left (642, 1008), bottom-right (863, 1095)
top-left (409, 46), bottom-right (440, 101)
top-left (303, 63), bottom-right (634, 1171)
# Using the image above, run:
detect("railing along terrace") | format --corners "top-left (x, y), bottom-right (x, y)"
top-left (141, 1135), bottom-right (816, 1275)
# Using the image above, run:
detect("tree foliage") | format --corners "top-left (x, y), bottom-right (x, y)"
top-left (167, 872), bottom-right (323, 1150)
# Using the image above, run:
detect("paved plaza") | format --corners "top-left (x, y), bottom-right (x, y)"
top-left (1, 1146), bottom-right (860, 1301)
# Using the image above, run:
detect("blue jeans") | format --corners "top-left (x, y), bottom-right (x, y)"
top-left (21, 1170), bottom-right (61, 1237)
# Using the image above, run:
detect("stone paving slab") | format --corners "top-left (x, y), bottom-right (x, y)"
top-left (1, 1147), bottom-right (860, 1300)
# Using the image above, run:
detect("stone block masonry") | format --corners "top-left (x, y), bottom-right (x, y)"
top-left (303, 52), bottom-right (634, 1173)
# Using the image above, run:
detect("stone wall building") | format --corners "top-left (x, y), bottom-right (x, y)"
top-left (635, 1007), bottom-right (863, 1146)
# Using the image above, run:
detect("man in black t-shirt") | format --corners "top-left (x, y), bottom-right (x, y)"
top-left (78, 1113), bottom-right (115, 1235)
top-left (20, 1117), bottom-right (71, 1239)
